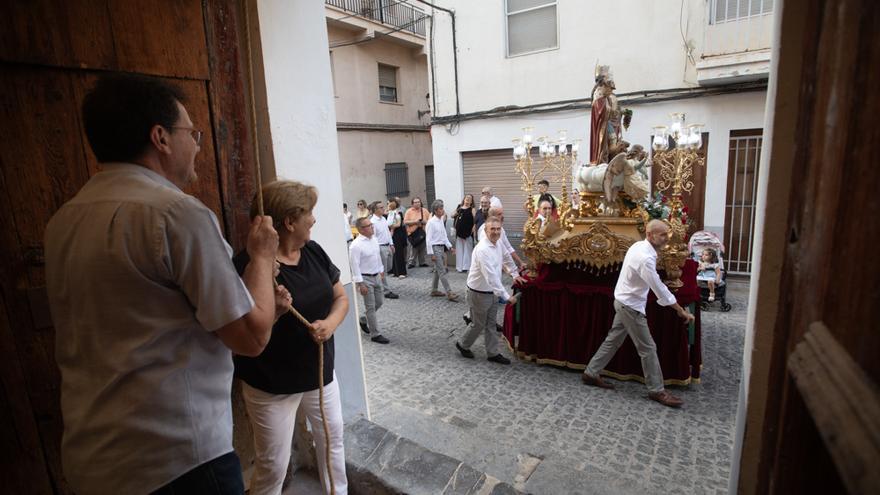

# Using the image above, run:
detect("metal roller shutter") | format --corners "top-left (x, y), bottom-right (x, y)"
top-left (462, 149), bottom-right (532, 250)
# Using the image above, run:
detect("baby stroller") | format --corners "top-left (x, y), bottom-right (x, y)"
top-left (689, 231), bottom-right (732, 312)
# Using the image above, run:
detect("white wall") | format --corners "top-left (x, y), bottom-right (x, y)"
top-left (430, 0), bottom-right (715, 116)
top-left (257, 0), bottom-right (368, 421)
top-left (431, 90), bottom-right (766, 237)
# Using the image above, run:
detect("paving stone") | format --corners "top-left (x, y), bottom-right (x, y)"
top-left (359, 268), bottom-right (749, 494)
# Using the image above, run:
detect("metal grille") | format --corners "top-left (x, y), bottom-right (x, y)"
top-left (384, 162), bottom-right (409, 197)
top-left (723, 131), bottom-right (763, 275)
top-left (425, 165), bottom-right (435, 206)
top-left (710, 0), bottom-right (773, 24)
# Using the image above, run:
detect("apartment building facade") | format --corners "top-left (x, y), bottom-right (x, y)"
top-left (428, 0), bottom-right (774, 274)
top-left (326, 0), bottom-right (435, 210)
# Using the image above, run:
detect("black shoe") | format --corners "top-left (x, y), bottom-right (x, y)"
top-left (359, 318), bottom-right (370, 334)
top-left (407, 263), bottom-right (416, 269)
top-left (487, 354), bottom-right (511, 365)
top-left (419, 263), bottom-right (430, 267)
top-left (462, 314), bottom-right (472, 326)
top-left (496, 323), bottom-right (504, 332)
top-left (384, 292), bottom-right (399, 299)
top-left (371, 335), bottom-right (390, 344)
top-left (455, 342), bottom-right (474, 358)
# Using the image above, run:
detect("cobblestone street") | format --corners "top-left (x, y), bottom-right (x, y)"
top-left (356, 266), bottom-right (748, 494)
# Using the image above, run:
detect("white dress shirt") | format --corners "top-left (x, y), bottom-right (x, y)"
top-left (425, 216), bottom-right (452, 255)
top-left (489, 196), bottom-right (503, 209)
top-left (370, 214), bottom-right (392, 245)
top-left (615, 240), bottom-right (678, 314)
top-left (349, 234), bottom-right (384, 283)
top-left (467, 237), bottom-right (519, 300)
top-left (477, 224), bottom-right (515, 255)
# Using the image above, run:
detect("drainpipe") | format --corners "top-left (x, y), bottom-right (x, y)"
top-left (412, 0), bottom-right (460, 118)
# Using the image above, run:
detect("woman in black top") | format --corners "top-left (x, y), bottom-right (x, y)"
top-left (452, 194), bottom-right (476, 272)
top-left (234, 180), bottom-right (349, 495)
top-left (387, 197), bottom-right (408, 278)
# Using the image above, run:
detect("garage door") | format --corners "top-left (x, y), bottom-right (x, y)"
top-left (462, 148), bottom-right (564, 251)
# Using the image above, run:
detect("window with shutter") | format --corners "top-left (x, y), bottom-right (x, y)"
top-left (710, 0), bottom-right (773, 24)
top-left (378, 63), bottom-right (398, 102)
top-left (384, 163), bottom-right (409, 196)
top-left (506, 0), bottom-right (558, 57)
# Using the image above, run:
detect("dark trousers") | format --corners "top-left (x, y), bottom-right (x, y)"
top-left (151, 451), bottom-right (244, 495)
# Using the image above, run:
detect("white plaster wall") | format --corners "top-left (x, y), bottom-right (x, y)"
top-left (430, 0), bottom-right (715, 116)
top-left (337, 130), bottom-right (432, 207)
top-left (328, 24), bottom-right (431, 126)
top-left (257, 0), bottom-right (368, 421)
top-left (431, 90), bottom-right (766, 238)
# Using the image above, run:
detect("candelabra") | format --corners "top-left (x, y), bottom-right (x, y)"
top-left (513, 128), bottom-right (581, 231)
top-left (651, 113), bottom-right (704, 289)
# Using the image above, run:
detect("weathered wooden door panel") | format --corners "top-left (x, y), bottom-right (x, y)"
top-left (0, 1), bottom-right (256, 492)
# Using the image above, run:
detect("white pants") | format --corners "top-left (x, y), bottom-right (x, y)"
top-left (241, 378), bottom-right (348, 495)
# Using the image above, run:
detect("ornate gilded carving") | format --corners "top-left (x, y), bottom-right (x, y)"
top-left (521, 221), bottom-right (636, 268)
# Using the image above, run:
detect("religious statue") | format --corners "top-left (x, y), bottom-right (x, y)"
top-left (577, 143), bottom-right (650, 213)
top-left (589, 65), bottom-right (621, 165)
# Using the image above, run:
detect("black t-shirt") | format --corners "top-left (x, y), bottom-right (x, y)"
top-left (233, 241), bottom-right (341, 394)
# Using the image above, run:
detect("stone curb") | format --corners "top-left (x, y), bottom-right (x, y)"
top-left (345, 418), bottom-right (523, 495)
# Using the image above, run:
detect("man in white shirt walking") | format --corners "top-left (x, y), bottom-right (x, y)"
top-left (369, 201), bottom-right (399, 299)
top-left (581, 220), bottom-right (695, 407)
top-left (476, 207), bottom-right (524, 272)
top-left (456, 217), bottom-right (525, 364)
top-left (426, 200), bottom-right (459, 301)
top-left (350, 217), bottom-right (391, 344)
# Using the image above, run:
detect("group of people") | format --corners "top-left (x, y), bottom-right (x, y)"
top-left (343, 186), bottom-right (525, 349)
top-left (44, 74), bottom-right (695, 495)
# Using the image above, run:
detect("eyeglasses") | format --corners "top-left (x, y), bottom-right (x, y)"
top-left (170, 127), bottom-right (203, 145)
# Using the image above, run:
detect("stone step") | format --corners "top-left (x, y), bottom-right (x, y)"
top-left (345, 418), bottom-right (521, 495)
top-left (365, 402), bottom-right (653, 495)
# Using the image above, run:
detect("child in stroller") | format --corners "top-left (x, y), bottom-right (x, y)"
top-left (697, 248), bottom-right (722, 301)
top-left (689, 231), bottom-right (732, 312)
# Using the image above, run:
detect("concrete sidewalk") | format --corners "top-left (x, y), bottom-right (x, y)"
top-left (356, 267), bottom-right (748, 494)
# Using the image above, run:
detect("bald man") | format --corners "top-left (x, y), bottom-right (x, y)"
top-left (581, 220), bottom-right (695, 408)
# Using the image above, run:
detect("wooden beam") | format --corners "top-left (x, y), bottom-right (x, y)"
top-left (788, 322), bottom-right (880, 495)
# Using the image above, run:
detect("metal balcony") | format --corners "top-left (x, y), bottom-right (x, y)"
top-left (326, 0), bottom-right (427, 36)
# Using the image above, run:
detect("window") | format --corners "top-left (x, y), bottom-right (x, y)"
top-left (378, 63), bottom-right (398, 102)
top-left (506, 0), bottom-right (558, 57)
top-left (710, 0), bottom-right (773, 24)
top-left (384, 162), bottom-right (409, 196)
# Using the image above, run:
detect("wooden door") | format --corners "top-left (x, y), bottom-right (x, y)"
top-left (0, 1), bottom-right (257, 492)
top-left (751, 0), bottom-right (880, 492)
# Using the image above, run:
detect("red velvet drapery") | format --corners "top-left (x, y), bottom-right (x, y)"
top-left (503, 259), bottom-right (702, 385)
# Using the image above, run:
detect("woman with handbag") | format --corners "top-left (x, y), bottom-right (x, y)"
top-left (452, 194), bottom-right (476, 272)
top-left (404, 197), bottom-right (430, 268)
top-left (387, 197), bottom-right (408, 278)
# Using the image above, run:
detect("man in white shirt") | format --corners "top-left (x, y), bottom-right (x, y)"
top-left (481, 186), bottom-right (503, 209)
top-left (369, 201), bottom-right (399, 299)
top-left (349, 217), bottom-right (390, 344)
top-left (456, 217), bottom-right (525, 364)
top-left (581, 220), bottom-right (695, 407)
top-left (426, 200), bottom-right (459, 301)
top-left (477, 208), bottom-right (524, 271)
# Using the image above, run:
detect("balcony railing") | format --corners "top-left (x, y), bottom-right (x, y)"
top-left (326, 0), bottom-right (427, 36)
